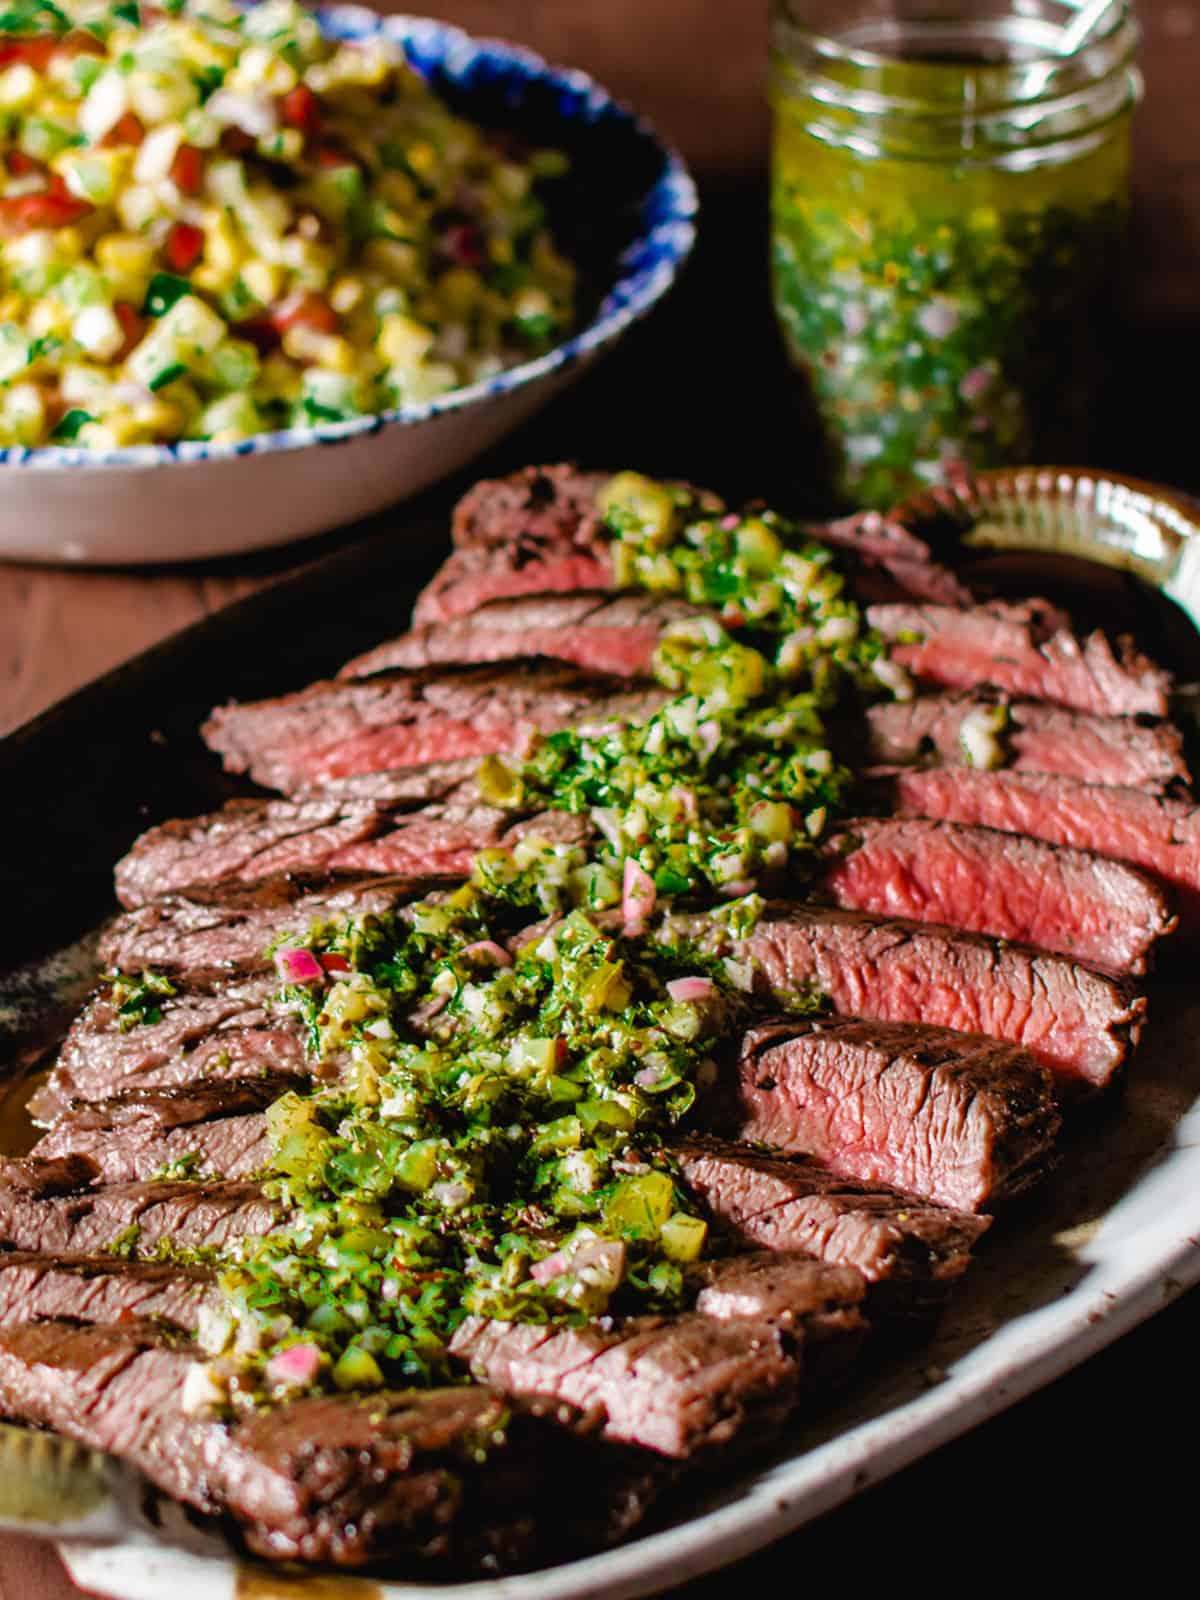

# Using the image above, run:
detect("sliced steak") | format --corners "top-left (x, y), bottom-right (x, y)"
top-left (0, 1320), bottom-right (617, 1572)
top-left (451, 462), bottom-right (613, 550)
top-left (425, 464), bottom-right (969, 624)
top-left (31, 976), bottom-right (306, 1121)
top-left (112, 792), bottom-right (1169, 976)
top-left (712, 1018), bottom-right (1059, 1212)
top-left (29, 1081), bottom-right (278, 1182)
top-left (882, 765), bottom-right (1200, 931)
top-left (868, 600), bottom-right (1172, 717)
top-left (863, 693), bottom-right (1190, 792)
top-left (297, 756), bottom-right (482, 806)
top-left (101, 877), bottom-right (423, 976)
top-left (451, 1310), bottom-right (798, 1459)
top-left (116, 797), bottom-right (588, 909)
top-left (338, 593), bottom-right (706, 682)
top-left (666, 901), bottom-right (1144, 1087)
top-left (675, 1136), bottom-right (988, 1327)
top-left (418, 514), bottom-right (969, 626)
top-left (203, 660), bottom-right (632, 793)
top-left (0, 1253), bottom-right (217, 1330)
top-left (691, 1252), bottom-right (866, 1351)
top-left (114, 796), bottom-right (393, 907)
top-left (204, 664), bottom-right (668, 797)
top-left (821, 815), bottom-right (1174, 975)
top-left (414, 539), bottom-right (616, 627)
top-left (0, 1176), bottom-right (279, 1254)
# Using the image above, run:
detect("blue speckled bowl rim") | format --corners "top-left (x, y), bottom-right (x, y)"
top-left (0, 4), bottom-right (697, 472)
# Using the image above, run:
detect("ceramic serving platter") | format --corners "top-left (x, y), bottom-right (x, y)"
top-left (3, 467), bottom-right (1200, 1600)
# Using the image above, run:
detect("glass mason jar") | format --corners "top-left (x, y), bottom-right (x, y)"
top-left (770, 0), bottom-right (1141, 508)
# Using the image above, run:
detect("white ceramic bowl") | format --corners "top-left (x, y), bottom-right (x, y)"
top-left (0, 8), bottom-right (696, 565)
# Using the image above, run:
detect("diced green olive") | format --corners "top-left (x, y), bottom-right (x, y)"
top-left (660, 1212), bottom-right (707, 1262)
top-left (477, 754), bottom-right (523, 807)
top-left (735, 517), bottom-right (783, 574)
top-left (603, 1170), bottom-right (675, 1238)
top-left (597, 470), bottom-right (679, 550)
top-left (332, 1345), bottom-right (384, 1390)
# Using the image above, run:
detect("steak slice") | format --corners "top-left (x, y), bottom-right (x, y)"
top-left (115, 797), bottom-right (587, 909)
top-left (101, 877), bottom-right (424, 976)
top-left (203, 663), bottom-right (668, 797)
top-left (113, 796), bottom-right (394, 907)
top-left (451, 462), bottom-right (613, 550)
top-left (863, 693), bottom-right (1190, 792)
top-left (112, 792), bottom-right (1168, 976)
top-left (711, 1018), bottom-right (1059, 1212)
top-left (0, 1253), bottom-right (217, 1330)
top-left (0, 1176), bottom-right (279, 1254)
top-left (418, 511), bottom-right (969, 626)
top-left (882, 765), bottom-right (1200, 931)
top-left (31, 976), bottom-right (306, 1122)
top-left (867, 600), bottom-right (1172, 716)
top-left (425, 464), bottom-right (968, 624)
top-left (203, 659), bottom-right (639, 793)
top-left (29, 1081), bottom-right (278, 1182)
top-left (821, 815), bottom-right (1174, 975)
top-left (452, 1306), bottom-right (811, 1459)
top-left (691, 1252), bottom-right (866, 1343)
top-left (667, 901), bottom-right (1144, 1088)
top-left (0, 1320), bottom-right (621, 1572)
top-left (338, 592), bottom-right (706, 682)
top-left (675, 1136), bottom-right (988, 1327)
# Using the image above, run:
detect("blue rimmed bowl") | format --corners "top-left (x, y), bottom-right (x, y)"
top-left (0, 6), bottom-right (696, 565)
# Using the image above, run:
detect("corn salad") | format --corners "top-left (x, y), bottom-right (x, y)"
top-left (0, 0), bottom-right (576, 449)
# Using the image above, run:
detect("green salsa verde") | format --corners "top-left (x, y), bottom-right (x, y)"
top-left (143, 471), bottom-right (907, 1412)
top-left (769, 7), bottom-right (1139, 508)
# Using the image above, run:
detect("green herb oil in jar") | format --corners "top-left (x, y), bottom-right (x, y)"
top-left (770, 0), bottom-right (1141, 508)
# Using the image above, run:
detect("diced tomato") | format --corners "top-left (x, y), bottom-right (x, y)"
top-left (270, 292), bottom-right (337, 336)
top-left (0, 36), bottom-right (59, 70)
top-left (113, 301), bottom-right (145, 361)
top-left (5, 151), bottom-right (46, 178)
top-left (0, 190), bottom-right (92, 237)
top-left (319, 953), bottom-right (352, 973)
top-left (101, 112), bottom-right (145, 148)
top-left (164, 221), bottom-right (204, 274)
top-left (280, 84), bottom-right (322, 139)
top-left (169, 142), bottom-right (204, 197)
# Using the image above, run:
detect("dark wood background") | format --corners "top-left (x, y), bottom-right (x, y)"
top-left (3, 2), bottom-right (1200, 1594)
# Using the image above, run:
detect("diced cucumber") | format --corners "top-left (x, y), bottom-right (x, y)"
top-left (194, 391), bottom-right (262, 438)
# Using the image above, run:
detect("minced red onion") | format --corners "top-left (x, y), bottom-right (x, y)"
top-left (266, 1343), bottom-right (321, 1387)
top-left (530, 1250), bottom-right (567, 1284)
top-left (622, 857), bottom-right (657, 936)
top-left (666, 976), bottom-right (715, 1002)
top-left (274, 947), bottom-right (324, 983)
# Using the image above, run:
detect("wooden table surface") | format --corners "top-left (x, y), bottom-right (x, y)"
top-left (6, 1), bottom-right (1200, 1593)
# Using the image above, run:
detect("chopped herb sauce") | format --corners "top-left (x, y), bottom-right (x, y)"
top-left (168, 471), bottom-right (903, 1410)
